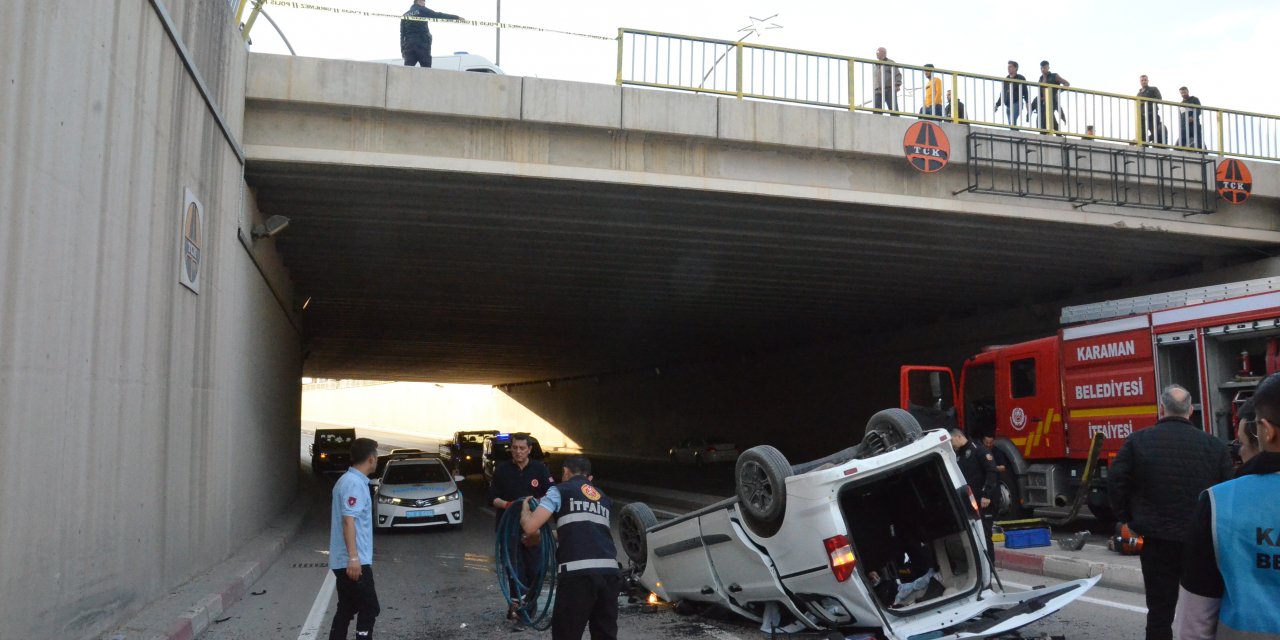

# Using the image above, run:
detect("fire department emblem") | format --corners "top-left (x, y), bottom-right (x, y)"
top-left (1010, 407), bottom-right (1028, 431)
top-left (347, 496), bottom-right (357, 507)
top-left (580, 484), bottom-right (601, 501)
top-left (530, 479), bottom-right (539, 488)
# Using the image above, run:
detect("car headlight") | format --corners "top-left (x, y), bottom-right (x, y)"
top-left (377, 495), bottom-right (402, 505)
top-left (442, 491), bottom-right (460, 502)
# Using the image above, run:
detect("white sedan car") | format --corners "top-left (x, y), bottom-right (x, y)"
top-left (374, 457), bottom-right (464, 530)
top-left (620, 409), bottom-right (1098, 639)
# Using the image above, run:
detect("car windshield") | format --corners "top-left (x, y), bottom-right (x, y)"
top-left (382, 462), bottom-right (451, 485)
top-left (317, 431), bottom-right (355, 445)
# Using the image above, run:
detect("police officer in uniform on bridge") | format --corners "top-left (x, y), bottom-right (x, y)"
top-left (521, 456), bottom-right (619, 640)
top-left (1177, 372), bottom-right (1280, 640)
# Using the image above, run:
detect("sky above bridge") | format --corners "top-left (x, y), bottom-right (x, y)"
top-left (247, 0), bottom-right (1273, 115)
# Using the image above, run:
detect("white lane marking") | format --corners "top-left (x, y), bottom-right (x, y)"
top-left (695, 622), bottom-right (744, 640)
top-left (298, 570), bottom-right (337, 640)
top-left (1003, 580), bottom-right (1147, 614)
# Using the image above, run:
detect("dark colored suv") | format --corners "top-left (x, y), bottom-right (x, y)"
top-left (310, 428), bottom-right (356, 477)
top-left (441, 430), bottom-right (500, 476)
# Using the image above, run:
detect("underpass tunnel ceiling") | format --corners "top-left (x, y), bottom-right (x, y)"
top-left (248, 163), bottom-right (1258, 384)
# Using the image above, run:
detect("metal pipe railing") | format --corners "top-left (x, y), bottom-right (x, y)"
top-left (618, 28), bottom-right (1280, 162)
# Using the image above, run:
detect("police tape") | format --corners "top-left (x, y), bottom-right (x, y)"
top-left (257, 0), bottom-right (617, 41)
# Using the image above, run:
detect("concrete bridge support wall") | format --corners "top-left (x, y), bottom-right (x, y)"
top-left (0, 3), bottom-right (300, 637)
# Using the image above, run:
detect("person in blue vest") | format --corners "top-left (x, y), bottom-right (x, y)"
top-left (329, 437), bottom-right (380, 640)
top-left (1178, 373), bottom-right (1280, 640)
top-left (521, 456), bottom-right (619, 640)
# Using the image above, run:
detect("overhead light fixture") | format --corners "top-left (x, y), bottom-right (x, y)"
top-left (251, 214), bottom-right (291, 240)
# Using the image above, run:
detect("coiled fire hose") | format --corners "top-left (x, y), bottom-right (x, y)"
top-left (495, 498), bottom-right (558, 630)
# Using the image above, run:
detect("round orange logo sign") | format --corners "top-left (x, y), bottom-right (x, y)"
top-left (1216, 159), bottom-right (1252, 204)
top-left (580, 484), bottom-right (601, 501)
top-left (903, 122), bottom-right (950, 173)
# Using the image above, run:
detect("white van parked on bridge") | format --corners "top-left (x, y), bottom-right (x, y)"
top-left (374, 52), bottom-right (504, 74)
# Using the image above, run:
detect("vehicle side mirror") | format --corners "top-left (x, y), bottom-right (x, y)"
top-left (454, 475), bottom-right (466, 482)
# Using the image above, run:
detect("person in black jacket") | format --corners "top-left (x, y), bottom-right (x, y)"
top-left (951, 429), bottom-right (998, 558)
top-left (1108, 384), bottom-right (1233, 640)
top-left (400, 1), bottom-right (463, 68)
top-left (1177, 373), bottom-right (1280, 640)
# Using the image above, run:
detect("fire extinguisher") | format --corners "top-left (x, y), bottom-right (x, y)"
top-left (1108, 523), bottom-right (1144, 555)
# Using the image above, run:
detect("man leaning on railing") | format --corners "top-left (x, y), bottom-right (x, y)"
top-left (921, 64), bottom-right (944, 117)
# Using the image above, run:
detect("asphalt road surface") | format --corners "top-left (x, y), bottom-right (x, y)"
top-left (223, 426), bottom-right (1145, 639)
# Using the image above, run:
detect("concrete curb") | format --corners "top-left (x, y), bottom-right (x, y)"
top-left (995, 548), bottom-right (1145, 594)
top-left (107, 491), bottom-right (313, 640)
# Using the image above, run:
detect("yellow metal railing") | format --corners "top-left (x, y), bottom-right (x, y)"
top-left (618, 28), bottom-right (1280, 162)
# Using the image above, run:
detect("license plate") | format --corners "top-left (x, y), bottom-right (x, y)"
top-left (407, 509), bottom-right (434, 518)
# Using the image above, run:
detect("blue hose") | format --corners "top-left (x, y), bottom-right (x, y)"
top-left (495, 498), bottom-right (558, 630)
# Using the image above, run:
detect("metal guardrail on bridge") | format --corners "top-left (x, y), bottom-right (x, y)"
top-left (617, 28), bottom-right (1280, 163)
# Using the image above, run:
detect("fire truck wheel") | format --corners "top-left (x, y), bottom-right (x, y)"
top-left (864, 408), bottom-right (924, 450)
top-left (619, 502), bottom-right (658, 571)
top-left (736, 445), bottom-right (792, 536)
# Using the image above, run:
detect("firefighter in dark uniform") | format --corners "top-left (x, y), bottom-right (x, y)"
top-left (521, 456), bottom-right (619, 640)
top-left (951, 428), bottom-right (998, 558)
top-left (489, 433), bottom-right (553, 619)
top-left (1178, 373), bottom-right (1280, 640)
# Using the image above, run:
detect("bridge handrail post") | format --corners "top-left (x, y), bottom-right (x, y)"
top-left (1134, 97), bottom-right (1144, 146)
top-left (735, 43), bottom-right (744, 99)
top-left (950, 73), bottom-right (959, 124)
top-left (1216, 110), bottom-right (1225, 156)
top-left (847, 57), bottom-right (855, 111)
top-left (615, 28), bottom-right (624, 86)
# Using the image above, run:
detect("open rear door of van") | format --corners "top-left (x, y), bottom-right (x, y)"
top-left (886, 576), bottom-right (1099, 639)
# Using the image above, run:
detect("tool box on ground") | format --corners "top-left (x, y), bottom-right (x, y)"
top-left (998, 519), bottom-right (1052, 549)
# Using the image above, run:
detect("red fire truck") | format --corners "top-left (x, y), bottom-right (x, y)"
top-left (899, 277), bottom-right (1280, 521)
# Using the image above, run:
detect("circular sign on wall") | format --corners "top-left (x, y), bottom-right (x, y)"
top-left (903, 121), bottom-right (951, 173)
top-left (1216, 159), bottom-right (1252, 204)
top-left (179, 187), bottom-right (204, 294)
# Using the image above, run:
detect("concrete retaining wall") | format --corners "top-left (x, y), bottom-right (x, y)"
top-left (0, 2), bottom-right (300, 638)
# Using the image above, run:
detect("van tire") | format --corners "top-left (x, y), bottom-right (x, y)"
top-left (864, 408), bottom-right (924, 450)
top-left (736, 445), bottom-right (792, 537)
top-left (619, 503), bottom-right (658, 570)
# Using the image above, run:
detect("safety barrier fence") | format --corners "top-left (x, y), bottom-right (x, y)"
top-left (617, 29), bottom-right (1280, 163)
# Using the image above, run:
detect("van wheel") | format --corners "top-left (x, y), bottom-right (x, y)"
top-left (864, 408), bottom-right (924, 450)
top-left (736, 446), bottom-right (792, 537)
top-left (619, 503), bottom-right (658, 571)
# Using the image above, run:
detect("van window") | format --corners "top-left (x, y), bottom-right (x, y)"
top-left (1010, 358), bottom-right (1036, 398)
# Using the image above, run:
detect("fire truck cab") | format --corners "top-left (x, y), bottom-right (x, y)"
top-left (901, 277), bottom-right (1280, 521)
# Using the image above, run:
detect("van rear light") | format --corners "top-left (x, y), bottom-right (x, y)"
top-left (823, 535), bottom-right (857, 582)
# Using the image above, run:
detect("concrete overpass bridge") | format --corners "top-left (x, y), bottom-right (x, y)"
top-left (243, 53), bottom-right (1280, 385)
top-left (5, 4), bottom-right (1280, 638)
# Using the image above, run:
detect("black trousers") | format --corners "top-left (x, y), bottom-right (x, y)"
top-left (402, 35), bottom-right (433, 67)
top-left (874, 90), bottom-right (896, 112)
top-left (1138, 538), bottom-right (1183, 640)
top-left (552, 572), bottom-right (619, 640)
top-left (330, 566), bottom-right (380, 640)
